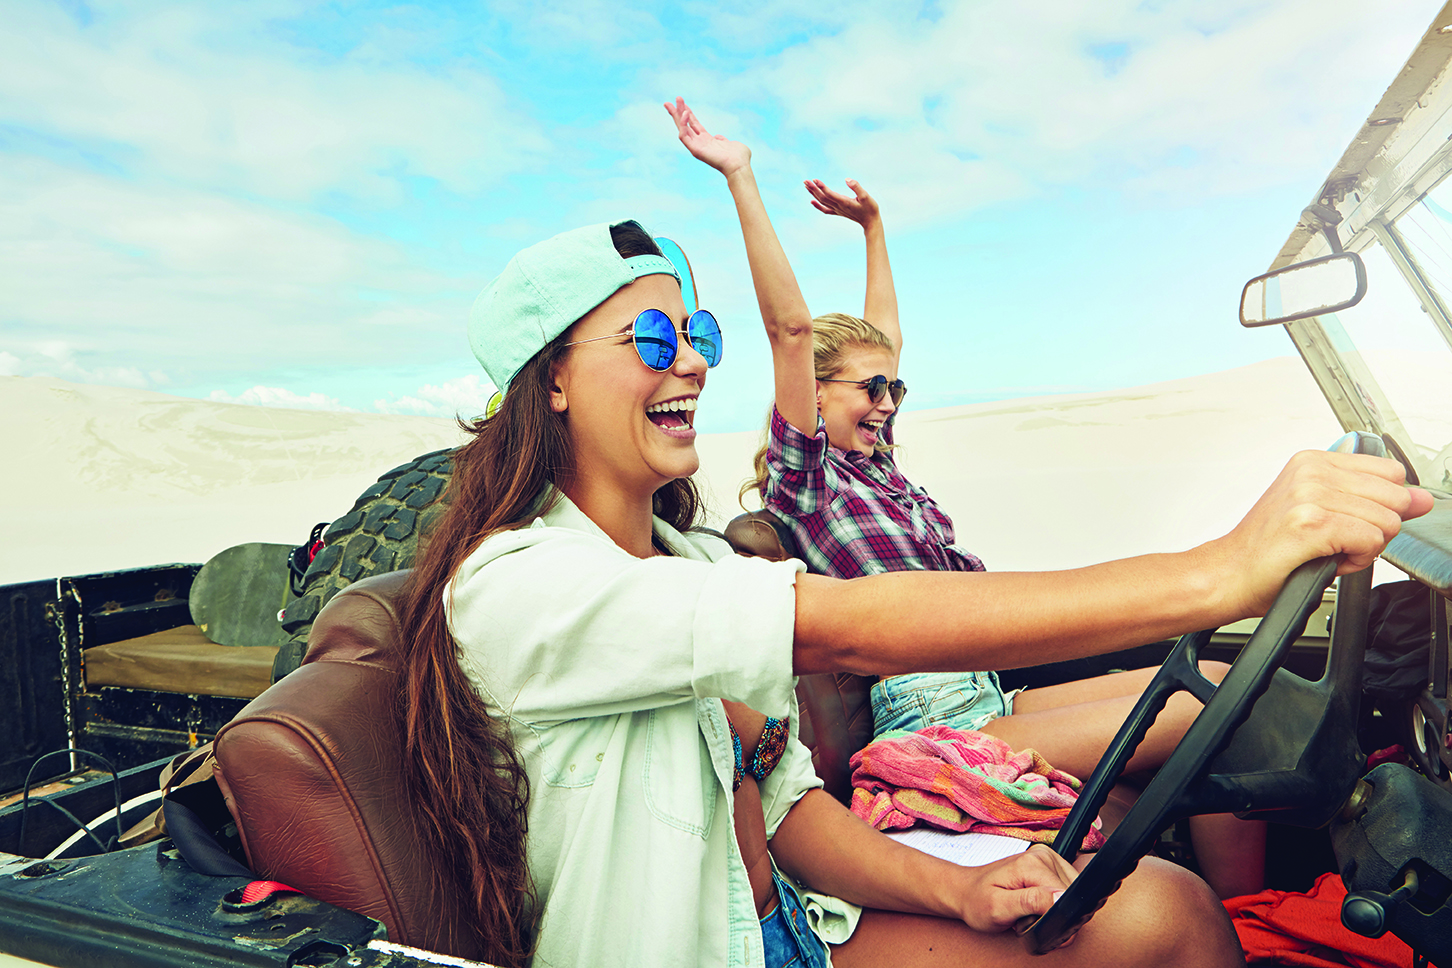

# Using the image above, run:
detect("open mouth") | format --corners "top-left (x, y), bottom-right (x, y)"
top-left (646, 396), bottom-right (697, 432)
top-left (858, 418), bottom-right (883, 443)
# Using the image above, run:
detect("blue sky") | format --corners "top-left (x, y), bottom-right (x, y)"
top-left (1, 0), bottom-right (1443, 433)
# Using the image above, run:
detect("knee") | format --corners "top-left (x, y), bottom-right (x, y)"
top-left (1096, 857), bottom-right (1240, 967)
top-left (1198, 660), bottom-right (1232, 685)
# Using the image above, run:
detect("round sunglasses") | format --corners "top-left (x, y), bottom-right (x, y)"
top-left (819, 374), bottom-right (906, 406)
top-left (562, 308), bottom-right (722, 371)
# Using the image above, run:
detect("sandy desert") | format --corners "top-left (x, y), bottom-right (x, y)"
top-left (1, 356), bottom-right (1352, 587)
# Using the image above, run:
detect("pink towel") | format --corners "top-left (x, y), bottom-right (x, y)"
top-left (849, 725), bottom-right (1105, 848)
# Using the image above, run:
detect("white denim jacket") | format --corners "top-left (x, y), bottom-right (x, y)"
top-left (446, 490), bottom-right (854, 967)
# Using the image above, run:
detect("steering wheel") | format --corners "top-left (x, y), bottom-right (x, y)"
top-left (1019, 432), bottom-right (1385, 954)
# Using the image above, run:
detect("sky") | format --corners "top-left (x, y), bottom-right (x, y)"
top-left (1, 0), bottom-right (1446, 434)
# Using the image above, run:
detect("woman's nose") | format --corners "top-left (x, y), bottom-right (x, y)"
top-left (673, 331), bottom-right (710, 378)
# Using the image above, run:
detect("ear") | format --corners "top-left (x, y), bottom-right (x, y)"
top-left (549, 362), bottom-right (569, 413)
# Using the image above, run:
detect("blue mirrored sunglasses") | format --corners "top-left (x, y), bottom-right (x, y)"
top-left (562, 308), bottom-right (722, 371)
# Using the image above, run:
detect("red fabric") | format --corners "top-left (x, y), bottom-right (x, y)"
top-left (240, 880), bottom-right (300, 904)
top-left (1223, 872), bottom-right (1430, 968)
top-left (1366, 745), bottom-right (1410, 770)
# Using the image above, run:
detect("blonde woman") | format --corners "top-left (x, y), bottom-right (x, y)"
top-left (675, 96), bottom-right (1288, 900)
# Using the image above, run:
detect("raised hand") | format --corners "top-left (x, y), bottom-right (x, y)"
top-left (665, 96), bottom-right (751, 176)
top-left (805, 177), bottom-right (881, 228)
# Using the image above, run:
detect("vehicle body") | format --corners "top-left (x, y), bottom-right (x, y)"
top-left (9, 6), bottom-right (1452, 966)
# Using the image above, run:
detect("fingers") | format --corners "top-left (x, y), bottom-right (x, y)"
top-left (1026, 842), bottom-right (1079, 887)
top-left (1227, 451), bottom-right (1435, 610)
top-left (804, 178), bottom-right (844, 208)
top-left (1283, 453), bottom-right (1429, 565)
top-left (962, 844), bottom-right (1079, 933)
top-left (664, 96), bottom-right (705, 140)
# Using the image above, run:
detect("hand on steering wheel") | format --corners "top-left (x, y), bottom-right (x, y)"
top-left (1020, 432), bottom-right (1387, 954)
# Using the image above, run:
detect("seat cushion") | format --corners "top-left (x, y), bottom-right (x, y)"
top-left (212, 571), bottom-right (488, 959)
top-left (796, 671), bottom-right (878, 804)
top-left (83, 626), bottom-right (277, 699)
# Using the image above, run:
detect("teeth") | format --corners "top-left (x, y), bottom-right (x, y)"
top-left (646, 398), bottom-right (698, 413)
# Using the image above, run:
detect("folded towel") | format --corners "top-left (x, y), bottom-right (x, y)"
top-left (849, 725), bottom-right (1104, 848)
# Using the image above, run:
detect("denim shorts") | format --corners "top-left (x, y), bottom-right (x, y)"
top-left (760, 871), bottom-right (830, 968)
top-left (870, 671), bottom-right (1016, 736)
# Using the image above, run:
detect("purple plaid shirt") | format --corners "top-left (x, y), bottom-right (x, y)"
top-left (762, 407), bottom-right (985, 578)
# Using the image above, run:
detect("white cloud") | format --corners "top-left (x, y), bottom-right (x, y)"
top-left (0, 2), bottom-right (551, 203)
top-left (0, 154), bottom-right (472, 380)
top-left (475, 0), bottom-right (665, 54)
top-left (374, 374), bottom-right (494, 418)
top-left (208, 386), bottom-right (355, 411)
top-left (679, 0), bottom-right (1445, 226)
top-left (0, 340), bottom-right (155, 387)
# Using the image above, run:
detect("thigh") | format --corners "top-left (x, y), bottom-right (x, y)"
top-left (1012, 662), bottom-right (1229, 717)
top-left (978, 688), bottom-right (1210, 779)
top-left (828, 856), bottom-right (1239, 968)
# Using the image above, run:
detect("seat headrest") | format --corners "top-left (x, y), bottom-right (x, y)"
top-left (724, 510), bottom-right (801, 562)
top-left (304, 570), bottom-right (413, 669)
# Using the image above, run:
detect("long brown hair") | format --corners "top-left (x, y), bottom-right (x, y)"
top-left (740, 312), bottom-right (896, 505)
top-left (396, 222), bottom-right (703, 965)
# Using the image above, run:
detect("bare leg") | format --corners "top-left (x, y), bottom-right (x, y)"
top-left (979, 664), bottom-right (1266, 898)
top-left (1190, 812), bottom-right (1266, 899)
top-left (829, 855), bottom-right (1243, 968)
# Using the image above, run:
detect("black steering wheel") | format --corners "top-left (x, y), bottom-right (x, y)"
top-left (1020, 432), bottom-right (1385, 954)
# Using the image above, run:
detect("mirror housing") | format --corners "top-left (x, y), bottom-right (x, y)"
top-left (1239, 251), bottom-right (1367, 327)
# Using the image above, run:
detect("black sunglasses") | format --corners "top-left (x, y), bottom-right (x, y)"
top-left (819, 374), bottom-right (906, 406)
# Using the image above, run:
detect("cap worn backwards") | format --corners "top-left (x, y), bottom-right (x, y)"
top-left (468, 219), bottom-right (680, 391)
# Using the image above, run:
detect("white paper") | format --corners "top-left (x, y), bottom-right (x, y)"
top-left (885, 827), bottom-right (1033, 866)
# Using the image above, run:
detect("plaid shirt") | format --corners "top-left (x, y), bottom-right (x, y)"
top-left (763, 407), bottom-right (985, 578)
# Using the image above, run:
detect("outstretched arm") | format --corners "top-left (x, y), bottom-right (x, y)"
top-left (666, 97), bottom-right (818, 436)
top-left (792, 449), bottom-right (1433, 675)
top-left (806, 178), bottom-right (902, 354)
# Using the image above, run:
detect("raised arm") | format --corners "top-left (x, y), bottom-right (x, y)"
top-left (666, 97), bottom-right (818, 436)
top-left (805, 178), bottom-right (902, 354)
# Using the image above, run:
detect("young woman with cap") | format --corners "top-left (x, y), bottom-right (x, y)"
top-left (667, 95), bottom-right (1288, 900)
top-left (393, 193), bottom-right (1426, 965)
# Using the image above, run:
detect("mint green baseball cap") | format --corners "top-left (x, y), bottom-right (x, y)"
top-left (468, 219), bottom-right (680, 391)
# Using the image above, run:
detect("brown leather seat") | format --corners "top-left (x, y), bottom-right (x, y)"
top-left (211, 571), bottom-right (488, 960)
top-left (724, 509), bottom-right (879, 804)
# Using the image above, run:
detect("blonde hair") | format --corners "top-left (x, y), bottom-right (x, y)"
top-left (739, 313), bottom-right (896, 506)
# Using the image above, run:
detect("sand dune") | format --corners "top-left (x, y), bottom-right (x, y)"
top-left (0, 357), bottom-right (1346, 586)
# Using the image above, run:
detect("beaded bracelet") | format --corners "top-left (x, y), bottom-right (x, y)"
top-left (747, 716), bottom-right (788, 782)
top-left (730, 720), bottom-right (745, 792)
top-left (726, 715), bottom-right (789, 792)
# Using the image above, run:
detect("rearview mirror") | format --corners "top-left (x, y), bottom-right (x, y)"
top-left (1239, 251), bottom-right (1367, 327)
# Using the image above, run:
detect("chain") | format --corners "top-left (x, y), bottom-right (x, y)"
top-left (49, 580), bottom-right (79, 770)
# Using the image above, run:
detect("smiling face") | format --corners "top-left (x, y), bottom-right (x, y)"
top-left (817, 345), bottom-right (898, 456)
top-left (549, 274), bottom-right (708, 501)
